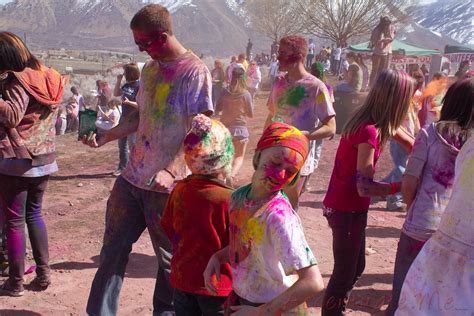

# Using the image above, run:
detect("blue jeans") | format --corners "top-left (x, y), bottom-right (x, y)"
top-left (385, 232), bottom-right (425, 315)
top-left (212, 85), bottom-right (223, 107)
top-left (0, 174), bottom-right (50, 287)
top-left (383, 140), bottom-right (409, 210)
top-left (86, 176), bottom-right (173, 316)
top-left (174, 289), bottom-right (226, 316)
top-left (117, 134), bottom-right (136, 170)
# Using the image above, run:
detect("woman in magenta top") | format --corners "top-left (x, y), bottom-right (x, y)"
top-left (322, 69), bottom-right (415, 316)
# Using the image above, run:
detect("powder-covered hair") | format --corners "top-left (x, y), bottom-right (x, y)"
top-left (130, 4), bottom-right (173, 35)
top-left (343, 69), bottom-right (415, 147)
top-left (280, 35), bottom-right (308, 58)
top-left (310, 62), bottom-right (325, 80)
top-left (0, 31), bottom-right (42, 72)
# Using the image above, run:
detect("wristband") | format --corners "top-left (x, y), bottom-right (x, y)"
top-left (390, 182), bottom-right (398, 195)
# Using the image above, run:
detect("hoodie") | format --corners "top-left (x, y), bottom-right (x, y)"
top-left (0, 66), bottom-right (63, 166)
top-left (402, 122), bottom-right (471, 242)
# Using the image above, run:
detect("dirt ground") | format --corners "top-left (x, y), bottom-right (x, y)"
top-left (0, 90), bottom-right (404, 316)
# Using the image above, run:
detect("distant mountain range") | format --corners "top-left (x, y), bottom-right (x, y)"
top-left (0, 0), bottom-right (256, 56)
top-left (407, 0), bottom-right (472, 46)
top-left (0, 0), bottom-right (469, 56)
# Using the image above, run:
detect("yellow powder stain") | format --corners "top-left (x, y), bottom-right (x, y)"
top-left (143, 65), bottom-right (160, 92)
top-left (241, 217), bottom-right (265, 245)
top-left (153, 83), bottom-right (171, 119)
top-left (280, 128), bottom-right (303, 139)
top-left (316, 91), bottom-right (326, 104)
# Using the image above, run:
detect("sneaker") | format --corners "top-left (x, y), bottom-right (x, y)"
top-left (387, 202), bottom-right (407, 212)
top-left (31, 274), bottom-right (51, 289)
top-left (0, 279), bottom-right (24, 297)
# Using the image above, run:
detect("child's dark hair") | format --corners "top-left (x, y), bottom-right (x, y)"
top-left (440, 78), bottom-right (474, 129)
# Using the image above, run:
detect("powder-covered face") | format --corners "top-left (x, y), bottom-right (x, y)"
top-left (252, 147), bottom-right (304, 193)
top-left (278, 43), bottom-right (302, 71)
top-left (132, 29), bottom-right (167, 60)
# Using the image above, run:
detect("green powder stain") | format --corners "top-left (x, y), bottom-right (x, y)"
top-left (281, 86), bottom-right (306, 108)
top-left (201, 132), bottom-right (211, 147)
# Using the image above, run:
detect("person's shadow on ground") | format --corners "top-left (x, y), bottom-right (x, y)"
top-left (0, 310), bottom-right (42, 315)
top-left (49, 172), bottom-right (115, 181)
top-left (49, 253), bottom-right (157, 279)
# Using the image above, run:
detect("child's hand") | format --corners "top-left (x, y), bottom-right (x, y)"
top-left (82, 132), bottom-right (106, 148)
top-left (203, 255), bottom-right (221, 295)
top-left (230, 305), bottom-right (264, 316)
top-left (123, 97), bottom-right (132, 106)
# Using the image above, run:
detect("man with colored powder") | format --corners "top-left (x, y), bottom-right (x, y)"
top-left (83, 4), bottom-right (213, 316)
top-left (265, 35), bottom-right (336, 210)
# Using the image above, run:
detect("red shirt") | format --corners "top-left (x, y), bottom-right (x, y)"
top-left (161, 175), bottom-right (233, 296)
top-left (323, 123), bottom-right (381, 212)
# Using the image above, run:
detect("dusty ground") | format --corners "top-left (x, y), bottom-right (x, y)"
top-left (0, 90), bottom-right (404, 316)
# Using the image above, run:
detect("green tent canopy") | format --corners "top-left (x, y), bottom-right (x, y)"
top-left (348, 39), bottom-right (441, 56)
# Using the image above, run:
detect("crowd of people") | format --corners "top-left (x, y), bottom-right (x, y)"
top-left (0, 3), bottom-right (473, 316)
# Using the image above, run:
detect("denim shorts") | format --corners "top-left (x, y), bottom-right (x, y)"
top-left (228, 126), bottom-right (249, 143)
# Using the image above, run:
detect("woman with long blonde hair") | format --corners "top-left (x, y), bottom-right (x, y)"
top-left (321, 69), bottom-right (415, 315)
top-left (215, 66), bottom-right (253, 187)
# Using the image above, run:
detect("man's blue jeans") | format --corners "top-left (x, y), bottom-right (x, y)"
top-left (86, 176), bottom-right (173, 316)
top-left (383, 140), bottom-right (409, 210)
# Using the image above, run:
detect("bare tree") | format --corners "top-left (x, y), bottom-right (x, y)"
top-left (245, 0), bottom-right (305, 42)
top-left (296, 0), bottom-right (406, 45)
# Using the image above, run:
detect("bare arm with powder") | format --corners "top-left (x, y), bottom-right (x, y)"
top-left (356, 143), bottom-right (400, 197)
top-left (302, 115), bottom-right (336, 141)
top-left (401, 175), bottom-right (419, 209)
top-left (203, 246), bottom-right (230, 295)
top-left (230, 265), bottom-right (324, 316)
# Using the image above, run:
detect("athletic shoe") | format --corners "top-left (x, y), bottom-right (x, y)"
top-left (0, 279), bottom-right (24, 297)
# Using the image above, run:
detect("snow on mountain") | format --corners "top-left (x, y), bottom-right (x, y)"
top-left (148, 0), bottom-right (193, 13)
top-left (407, 0), bottom-right (472, 45)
